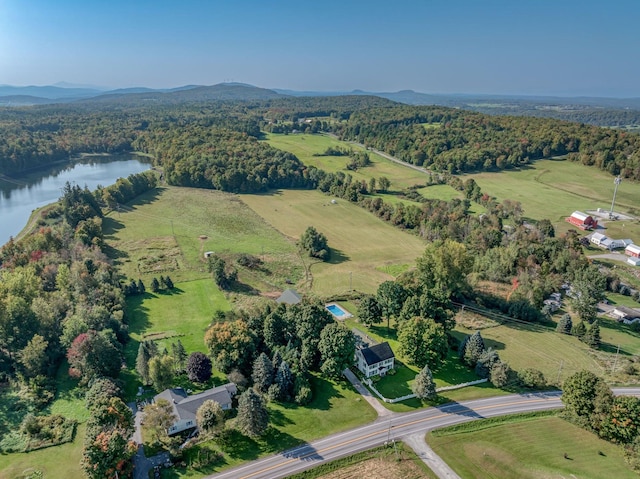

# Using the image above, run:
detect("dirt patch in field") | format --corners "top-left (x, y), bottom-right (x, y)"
top-left (117, 236), bottom-right (183, 274)
top-left (317, 457), bottom-right (427, 479)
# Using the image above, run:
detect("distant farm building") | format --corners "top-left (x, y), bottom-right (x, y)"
top-left (566, 211), bottom-right (598, 230)
top-left (276, 289), bottom-right (302, 305)
top-left (611, 306), bottom-right (640, 324)
top-left (590, 233), bottom-right (633, 250)
top-left (625, 244), bottom-right (640, 259)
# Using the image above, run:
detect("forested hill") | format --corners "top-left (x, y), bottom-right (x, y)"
top-left (332, 106), bottom-right (640, 178)
top-left (2, 97), bottom-right (640, 183)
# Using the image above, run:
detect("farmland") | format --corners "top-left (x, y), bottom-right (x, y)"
top-left (428, 414), bottom-right (637, 479)
top-left (241, 189), bottom-right (427, 295)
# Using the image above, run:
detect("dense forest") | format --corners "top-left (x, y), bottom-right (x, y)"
top-left (333, 106), bottom-right (640, 177)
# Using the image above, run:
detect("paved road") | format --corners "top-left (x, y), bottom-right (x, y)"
top-left (205, 388), bottom-right (640, 479)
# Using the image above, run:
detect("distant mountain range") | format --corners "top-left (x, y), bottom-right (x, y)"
top-left (1, 83), bottom-right (640, 126)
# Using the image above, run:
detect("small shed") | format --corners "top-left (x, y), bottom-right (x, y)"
top-left (355, 342), bottom-right (395, 378)
top-left (628, 257), bottom-right (640, 266)
top-left (276, 289), bottom-right (302, 305)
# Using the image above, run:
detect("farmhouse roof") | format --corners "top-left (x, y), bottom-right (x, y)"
top-left (276, 289), bottom-right (302, 305)
top-left (360, 342), bottom-right (395, 366)
top-left (154, 383), bottom-right (237, 423)
top-left (613, 306), bottom-right (640, 320)
top-left (591, 232), bottom-right (607, 242)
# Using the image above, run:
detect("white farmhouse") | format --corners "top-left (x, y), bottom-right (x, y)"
top-left (355, 342), bottom-right (395, 378)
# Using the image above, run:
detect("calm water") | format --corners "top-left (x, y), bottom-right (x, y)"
top-left (0, 154), bottom-right (151, 246)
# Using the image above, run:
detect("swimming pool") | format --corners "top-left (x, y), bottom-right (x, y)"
top-left (325, 303), bottom-right (353, 319)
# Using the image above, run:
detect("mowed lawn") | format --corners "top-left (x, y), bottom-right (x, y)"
top-left (0, 424), bottom-right (85, 479)
top-left (428, 416), bottom-right (637, 479)
top-left (240, 189), bottom-right (427, 295)
top-left (453, 321), bottom-right (604, 385)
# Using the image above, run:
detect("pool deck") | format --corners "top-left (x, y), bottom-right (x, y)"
top-left (325, 302), bottom-right (353, 319)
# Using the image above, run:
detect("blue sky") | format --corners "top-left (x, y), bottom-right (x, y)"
top-left (0, 0), bottom-right (638, 96)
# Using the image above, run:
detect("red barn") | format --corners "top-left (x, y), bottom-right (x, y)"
top-left (566, 211), bottom-right (598, 230)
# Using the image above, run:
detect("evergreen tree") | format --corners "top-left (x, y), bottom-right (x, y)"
top-left (128, 279), bottom-right (138, 295)
top-left (272, 351), bottom-right (283, 374)
top-left (583, 321), bottom-right (602, 349)
top-left (236, 388), bottom-right (269, 437)
top-left (463, 331), bottom-right (485, 367)
top-left (160, 275), bottom-right (166, 289)
top-left (164, 276), bottom-right (174, 289)
top-left (171, 340), bottom-right (187, 372)
top-left (137, 279), bottom-right (146, 294)
top-left (151, 277), bottom-right (160, 293)
top-left (412, 365), bottom-right (436, 400)
top-left (251, 352), bottom-right (274, 394)
top-left (556, 314), bottom-right (573, 334)
top-left (274, 361), bottom-right (294, 402)
top-left (572, 320), bottom-right (587, 339)
top-left (136, 342), bottom-right (151, 385)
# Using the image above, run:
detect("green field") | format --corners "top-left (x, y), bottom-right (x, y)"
top-left (467, 158), bottom-right (640, 235)
top-left (104, 186), bottom-right (302, 286)
top-left (428, 415), bottom-right (637, 479)
top-left (241, 189), bottom-right (427, 295)
top-left (0, 423), bottom-right (85, 479)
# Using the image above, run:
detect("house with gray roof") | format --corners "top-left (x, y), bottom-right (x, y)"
top-left (355, 342), bottom-right (395, 378)
top-left (153, 383), bottom-right (237, 435)
top-left (276, 289), bottom-right (302, 305)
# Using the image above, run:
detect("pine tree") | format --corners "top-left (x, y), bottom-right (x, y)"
top-left (272, 351), bottom-right (283, 375)
top-left (151, 277), bottom-right (160, 293)
top-left (136, 343), bottom-right (151, 385)
top-left (412, 365), bottom-right (436, 400)
top-left (556, 314), bottom-right (573, 334)
top-left (274, 361), bottom-right (294, 402)
top-left (137, 279), bottom-right (146, 294)
top-left (583, 321), bottom-right (602, 349)
top-left (160, 275), bottom-right (166, 289)
top-left (171, 340), bottom-right (187, 372)
top-left (572, 320), bottom-right (587, 339)
top-left (164, 276), bottom-right (174, 289)
top-left (463, 331), bottom-right (485, 367)
top-left (251, 353), bottom-right (274, 394)
top-left (128, 279), bottom-right (138, 295)
top-left (236, 388), bottom-right (269, 437)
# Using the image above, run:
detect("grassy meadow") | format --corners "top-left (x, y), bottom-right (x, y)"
top-left (428, 415), bottom-right (637, 479)
top-left (467, 157), bottom-right (640, 236)
top-left (240, 189), bottom-right (427, 295)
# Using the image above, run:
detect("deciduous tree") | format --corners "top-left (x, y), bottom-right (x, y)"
top-left (187, 352), bottom-right (212, 383)
top-left (196, 400), bottom-right (225, 436)
top-left (318, 323), bottom-right (355, 378)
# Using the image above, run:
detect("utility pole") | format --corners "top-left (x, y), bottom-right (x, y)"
top-left (610, 176), bottom-right (622, 219)
top-left (556, 360), bottom-right (564, 385)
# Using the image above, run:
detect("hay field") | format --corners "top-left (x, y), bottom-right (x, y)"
top-left (241, 189), bottom-right (426, 295)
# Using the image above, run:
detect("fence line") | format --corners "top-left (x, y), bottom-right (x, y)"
top-left (363, 378), bottom-right (488, 403)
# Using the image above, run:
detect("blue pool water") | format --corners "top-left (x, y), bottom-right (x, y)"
top-left (325, 303), bottom-right (351, 318)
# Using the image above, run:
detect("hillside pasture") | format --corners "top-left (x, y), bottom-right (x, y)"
top-left (240, 189), bottom-right (427, 295)
top-left (104, 186), bottom-right (301, 286)
top-left (428, 415), bottom-right (637, 479)
top-left (467, 158), bottom-right (640, 238)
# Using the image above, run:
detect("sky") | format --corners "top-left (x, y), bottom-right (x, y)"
top-left (0, 0), bottom-right (639, 97)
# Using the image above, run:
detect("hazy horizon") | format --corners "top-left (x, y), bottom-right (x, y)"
top-left (1, 0), bottom-right (639, 97)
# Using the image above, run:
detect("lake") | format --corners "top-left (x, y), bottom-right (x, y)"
top-left (0, 154), bottom-right (151, 247)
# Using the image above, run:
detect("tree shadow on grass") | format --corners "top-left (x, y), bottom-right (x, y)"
top-left (326, 248), bottom-right (349, 265)
top-left (126, 294), bottom-right (152, 336)
top-left (268, 408), bottom-right (295, 428)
